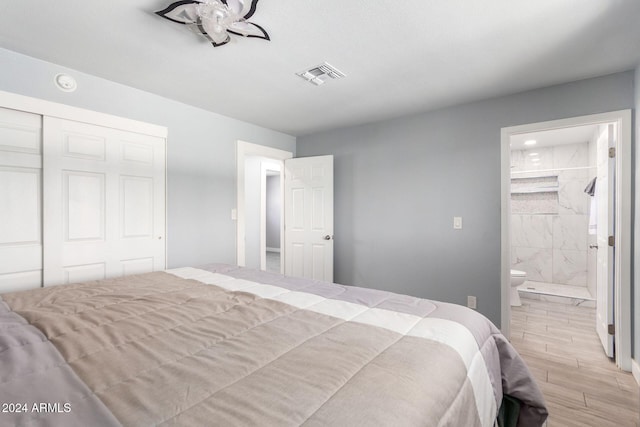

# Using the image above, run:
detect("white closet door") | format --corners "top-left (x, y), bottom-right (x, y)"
top-left (43, 117), bottom-right (165, 286)
top-left (0, 108), bottom-right (43, 293)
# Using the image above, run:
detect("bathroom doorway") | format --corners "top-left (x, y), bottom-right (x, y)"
top-left (510, 124), bottom-right (602, 303)
top-left (500, 110), bottom-right (632, 371)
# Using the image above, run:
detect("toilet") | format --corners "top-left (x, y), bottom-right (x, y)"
top-left (510, 269), bottom-right (527, 306)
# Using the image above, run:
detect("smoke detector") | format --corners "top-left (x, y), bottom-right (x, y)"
top-left (54, 73), bottom-right (77, 92)
top-left (296, 62), bottom-right (346, 86)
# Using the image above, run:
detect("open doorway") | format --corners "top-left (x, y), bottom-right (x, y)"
top-left (509, 123), bottom-right (614, 354)
top-left (237, 142), bottom-right (335, 281)
top-left (500, 110), bottom-right (632, 371)
top-left (236, 141), bottom-right (292, 270)
top-left (262, 164), bottom-right (282, 273)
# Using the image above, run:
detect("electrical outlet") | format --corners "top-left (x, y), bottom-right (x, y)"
top-left (467, 296), bottom-right (477, 310)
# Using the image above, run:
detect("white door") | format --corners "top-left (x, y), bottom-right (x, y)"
top-left (284, 155), bottom-right (333, 282)
top-left (43, 117), bottom-right (166, 286)
top-left (0, 108), bottom-right (43, 293)
top-left (595, 123), bottom-right (615, 357)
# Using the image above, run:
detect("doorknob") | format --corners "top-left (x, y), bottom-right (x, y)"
top-left (324, 235), bottom-right (333, 240)
top-left (589, 244), bottom-right (598, 249)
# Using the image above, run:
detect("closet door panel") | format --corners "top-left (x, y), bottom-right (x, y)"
top-left (64, 171), bottom-right (106, 241)
top-left (64, 263), bottom-right (106, 284)
top-left (121, 176), bottom-right (153, 239)
top-left (0, 168), bottom-right (40, 244)
top-left (63, 133), bottom-right (106, 160)
top-left (0, 271), bottom-right (42, 292)
top-left (43, 117), bottom-right (165, 286)
top-left (0, 107), bottom-right (42, 293)
top-left (0, 107), bottom-right (41, 154)
top-left (122, 258), bottom-right (154, 276)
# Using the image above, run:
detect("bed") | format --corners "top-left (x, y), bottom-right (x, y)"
top-left (0, 264), bottom-right (547, 426)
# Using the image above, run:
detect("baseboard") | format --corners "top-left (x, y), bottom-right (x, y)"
top-left (266, 247), bottom-right (281, 253)
top-left (632, 359), bottom-right (640, 385)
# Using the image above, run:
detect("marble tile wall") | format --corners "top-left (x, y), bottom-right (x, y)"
top-left (511, 142), bottom-right (594, 287)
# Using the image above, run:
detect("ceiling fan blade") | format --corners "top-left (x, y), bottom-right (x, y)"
top-left (225, 0), bottom-right (244, 15)
top-left (155, 1), bottom-right (200, 24)
top-left (227, 21), bottom-right (269, 40)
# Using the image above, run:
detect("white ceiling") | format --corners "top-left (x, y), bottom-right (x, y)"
top-left (0, 1), bottom-right (639, 136)
top-left (510, 124), bottom-right (599, 150)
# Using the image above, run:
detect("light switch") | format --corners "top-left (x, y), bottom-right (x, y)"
top-left (453, 216), bottom-right (463, 229)
top-left (231, 209), bottom-right (237, 221)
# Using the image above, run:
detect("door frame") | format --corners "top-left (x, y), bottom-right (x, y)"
top-left (500, 110), bottom-right (632, 371)
top-left (236, 141), bottom-right (292, 267)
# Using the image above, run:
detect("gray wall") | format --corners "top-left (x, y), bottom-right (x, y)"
top-left (0, 48), bottom-right (296, 268)
top-left (298, 71), bottom-right (635, 326)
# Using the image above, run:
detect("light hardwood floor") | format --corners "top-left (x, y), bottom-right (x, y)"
top-left (510, 298), bottom-right (640, 427)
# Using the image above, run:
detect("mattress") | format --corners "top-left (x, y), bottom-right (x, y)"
top-left (0, 264), bottom-right (547, 426)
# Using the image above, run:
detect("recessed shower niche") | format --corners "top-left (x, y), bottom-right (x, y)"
top-left (511, 175), bottom-right (559, 215)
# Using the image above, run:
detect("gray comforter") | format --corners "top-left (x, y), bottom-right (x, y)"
top-left (0, 264), bottom-right (547, 426)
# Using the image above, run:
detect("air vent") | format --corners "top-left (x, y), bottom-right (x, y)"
top-left (296, 62), bottom-right (346, 86)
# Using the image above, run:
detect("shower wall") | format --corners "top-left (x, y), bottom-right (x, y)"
top-left (511, 142), bottom-right (595, 288)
